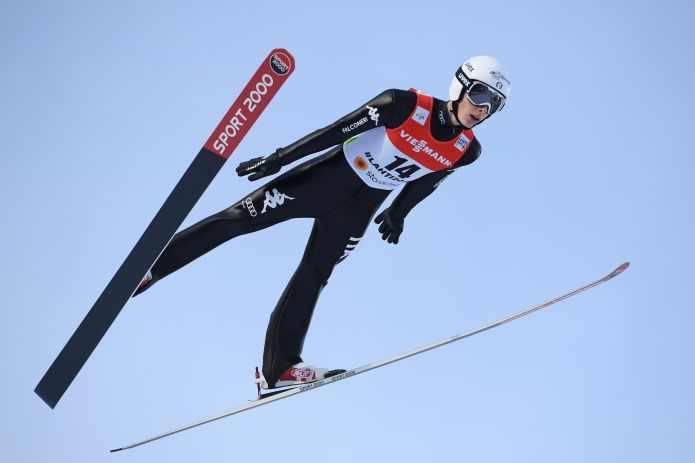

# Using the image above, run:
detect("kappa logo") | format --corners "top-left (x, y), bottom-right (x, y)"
top-left (366, 105), bottom-right (380, 125)
top-left (261, 188), bottom-right (295, 214)
top-left (411, 106), bottom-right (430, 126)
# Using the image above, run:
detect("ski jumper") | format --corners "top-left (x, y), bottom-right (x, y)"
top-left (137, 89), bottom-right (482, 386)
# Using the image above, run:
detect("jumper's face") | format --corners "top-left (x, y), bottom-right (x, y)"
top-left (457, 92), bottom-right (490, 128)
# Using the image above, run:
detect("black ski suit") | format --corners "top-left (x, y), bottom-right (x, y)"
top-left (137, 89), bottom-right (482, 386)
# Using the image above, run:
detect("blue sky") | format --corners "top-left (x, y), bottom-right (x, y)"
top-left (1, 1), bottom-right (693, 461)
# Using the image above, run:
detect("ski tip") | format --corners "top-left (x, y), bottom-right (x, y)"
top-left (610, 262), bottom-right (630, 278)
top-left (110, 448), bottom-right (123, 453)
top-left (270, 47), bottom-right (294, 59)
top-left (268, 49), bottom-right (295, 74)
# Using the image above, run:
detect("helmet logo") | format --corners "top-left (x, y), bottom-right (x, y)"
top-left (465, 62), bottom-right (474, 72)
top-left (457, 71), bottom-right (471, 87)
top-left (489, 70), bottom-right (511, 86)
top-left (496, 81), bottom-right (503, 89)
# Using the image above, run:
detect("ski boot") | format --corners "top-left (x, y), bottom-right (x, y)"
top-left (255, 363), bottom-right (346, 399)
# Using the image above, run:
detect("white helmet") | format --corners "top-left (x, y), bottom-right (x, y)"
top-left (449, 56), bottom-right (511, 114)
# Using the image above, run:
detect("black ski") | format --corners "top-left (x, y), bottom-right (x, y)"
top-left (35, 49), bottom-right (296, 409)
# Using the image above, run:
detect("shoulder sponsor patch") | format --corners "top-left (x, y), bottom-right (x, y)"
top-left (454, 133), bottom-right (470, 151)
top-left (411, 106), bottom-right (430, 126)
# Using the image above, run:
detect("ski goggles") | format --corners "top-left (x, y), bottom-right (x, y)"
top-left (465, 82), bottom-right (506, 114)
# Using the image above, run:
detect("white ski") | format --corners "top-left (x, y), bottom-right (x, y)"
top-left (111, 262), bottom-right (629, 452)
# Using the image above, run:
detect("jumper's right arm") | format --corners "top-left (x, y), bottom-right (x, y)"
top-left (236, 89), bottom-right (401, 180)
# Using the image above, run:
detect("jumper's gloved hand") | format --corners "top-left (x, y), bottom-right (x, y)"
top-left (236, 151), bottom-right (282, 181)
top-left (374, 208), bottom-right (404, 244)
